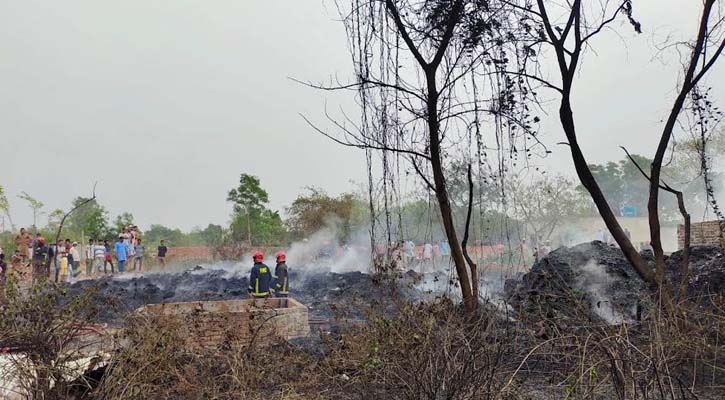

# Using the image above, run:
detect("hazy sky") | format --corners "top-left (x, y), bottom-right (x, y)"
top-left (0, 1), bottom-right (722, 231)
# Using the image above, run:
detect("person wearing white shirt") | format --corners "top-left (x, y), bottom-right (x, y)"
top-left (69, 242), bottom-right (81, 281)
top-left (85, 240), bottom-right (95, 276)
top-left (93, 242), bottom-right (107, 275)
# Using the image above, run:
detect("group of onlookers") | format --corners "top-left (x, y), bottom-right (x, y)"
top-left (0, 226), bottom-right (170, 284)
top-left (372, 240), bottom-right (451, 271)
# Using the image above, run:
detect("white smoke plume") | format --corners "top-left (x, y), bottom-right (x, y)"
top-left (574, 259), bottom-right (628, 325)
top-left (286, 225), bottom-right (371, 274)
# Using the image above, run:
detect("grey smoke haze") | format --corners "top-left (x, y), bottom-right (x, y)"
top-left (575, 260), bottom-right (628, 325)
top-left (0, 1), bottom-right (722, 231)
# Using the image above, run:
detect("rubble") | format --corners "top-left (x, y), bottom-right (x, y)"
top-left (67, 267), bottom-right (411, 324)
top-left (136, 298), bottom-right (310, 348)
top-left (505, 241), bottom-right (725, 324)
top-left (505, 241), bottom-right (647, 324)
top-left (666, 245), bottom-right (725, 300)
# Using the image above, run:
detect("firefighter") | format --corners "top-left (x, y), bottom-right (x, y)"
top-left (248, 251), bottom-right (273, 298)
top-left (273, 251), bottom-right (289, 298)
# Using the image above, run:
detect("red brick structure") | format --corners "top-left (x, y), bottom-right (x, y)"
top-left (136, 298), bottom-right (309, 349)
top-left (678, 220), bottom-right (725, 249)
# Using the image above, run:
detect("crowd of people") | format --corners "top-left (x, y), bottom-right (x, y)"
top-left (374, 240), bottom-right (452, 268)
top-left (0, 226), bottom-right (170, 285)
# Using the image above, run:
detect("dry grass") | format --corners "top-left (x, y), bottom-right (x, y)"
top-left (0, 274), bottom-right (722, 400)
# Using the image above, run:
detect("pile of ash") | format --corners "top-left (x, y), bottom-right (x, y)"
top-left (504, 241), bottom-right (647, 324)
top-left (67, 266), bottom-right (414, 323)
top-left (505, 241), bottom-right (725, 324)
top-left (666, 245), bottom-right (725, 300)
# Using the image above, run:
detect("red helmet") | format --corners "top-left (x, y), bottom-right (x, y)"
top-left (275, 251), bottom-right (286, 262)
top-left (252, 251), bottom-right (264, 262)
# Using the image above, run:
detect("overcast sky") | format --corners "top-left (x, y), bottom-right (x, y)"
top-left (0, 1), bottom-right (722, 231)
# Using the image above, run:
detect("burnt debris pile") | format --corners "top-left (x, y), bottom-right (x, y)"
top-left (667, 245), bottom-right (725, 299)
top-left (67, 267), bottom-right (408, 323)
top-left (67, 241), bottom-right (725, 325)
top-left (505, 241), bottom-right (725, 324)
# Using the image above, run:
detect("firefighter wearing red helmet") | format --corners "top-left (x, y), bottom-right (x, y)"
top-left (273, 251), bottom-right (289, 298)
top-left (248, 251), bottom-right (273, 298)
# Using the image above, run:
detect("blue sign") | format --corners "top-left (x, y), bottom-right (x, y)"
top-left (621, 205), bottom-right (637, 217)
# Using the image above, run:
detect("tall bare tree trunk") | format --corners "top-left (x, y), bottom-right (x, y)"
top-left (426, 72), bottom-right (476, 312)
top-left (559, 98), bottom-right (656, 286)
top-left (676, 192), bottom-right (691, 298)
top-left (648, 0), bottom-right (719, 289)
top-left (533, 0), bottom-right (656, 287)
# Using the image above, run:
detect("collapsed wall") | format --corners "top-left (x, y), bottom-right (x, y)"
top-left (678, 220), bottom-right (725, 249)
top-left (136, 298), bottom-right (310, 349)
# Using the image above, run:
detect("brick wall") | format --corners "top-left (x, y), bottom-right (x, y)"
top-left (136, 298), bottom-right (309, 349)
top-left (677, 220), bottom-right (725, 249)
top-left (165, 246), bottom-right (214, 263)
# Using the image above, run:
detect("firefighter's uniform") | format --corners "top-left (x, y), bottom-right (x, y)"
top-left (274, 262), bottom-right (289, 297)
top-left (248, 262), bottom-right (273, 298)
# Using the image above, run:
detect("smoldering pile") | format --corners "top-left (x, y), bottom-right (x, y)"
top-left (67, 266), bottom-right (415, 323)
top-left (666, 245), bottom-right (725, 300)
top-left (505, 241), bottom-right (725, 324)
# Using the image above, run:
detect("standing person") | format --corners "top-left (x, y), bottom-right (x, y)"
top-left (403, 240), bottom-right (415, 266)
top-left (64, 239), bottom-right (73, 278)
top-left (248, 251), bottom-right (272, 298)
top-left (131, 226), bottom-right (139, 246)
top-left (133, 239), bottom-right (145, 272)
top-left (14, 228), bottom-right (31, 264)
top-left (11, 251), bottom-right (23, 277)
top-left (423, 242), bottom-right (433, 262)
top-left (624, 227), bottom-right (632, 240)
top-left (104, 240), bottom-right (115, 273)
top-left (114, 235), bottom-right (128, 273)
top-left (70, 242), bottom-right (81, 279)
top-left (93, 240), bottom-right (106, 275)
top-left (59, 248), bottom-right (70, 283)
top-left (440, 240), bottom-right (450, 262)
top-left (157, 240), bottom-right (168, 268)
top-left (538, 240), bottom-right (552, 259)
top-left (85, 239), bottom-right (95, 276)
top-left (31, 237), bottom-right (52, 283)
top-left (432, 242), bottom-right (441, 265)
top-left (54, 240), bottom-right (67, 282)
top-left (123, 227), bottom-right (135, 259)
top-left (30, 233), bottom-right (42, 260)
top-left (374, 242), bottom-right (386, 267)
top-left (273, 252), bottom-right (289, 298)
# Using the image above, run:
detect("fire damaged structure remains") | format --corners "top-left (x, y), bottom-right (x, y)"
top-left (678, 220), bottom-right (725, 249)
top-left (136, 298), bottom-right (310, 348)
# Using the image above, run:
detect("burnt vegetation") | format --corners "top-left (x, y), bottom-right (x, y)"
top-left (1, 0), bottom-right (725, 399)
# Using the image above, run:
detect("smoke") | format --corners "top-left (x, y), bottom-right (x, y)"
top-left (413, 266), bottom-right (508, 307)
top-left (574, 259), bottom-right (628, 324)
top-left (285, 223), bottom-right (371, 274)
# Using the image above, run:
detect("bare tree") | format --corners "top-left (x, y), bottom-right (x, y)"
top-left (304, 0), bottom-right (540, 312)
top-left (506, 0), bottom-right (725, 291)
top-left (0, 184), bottom-right (15, 232)
top-left (52, 185), bottom-right (97, 249)
top-left (621, 147), bottom-right (692, 298)
top-left (686, 88), bottom-right (725, 241)
top-left (18, 191), bottom-right (44, 230)
top-left (509, 173), bottom-right (583, 244)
